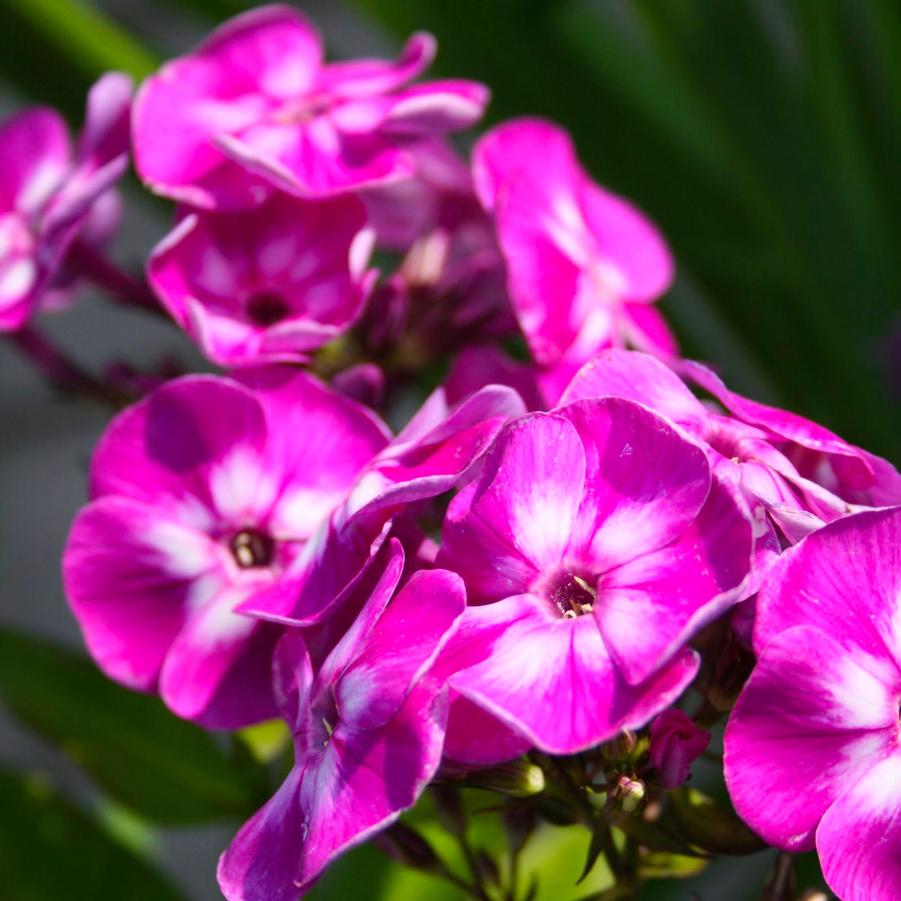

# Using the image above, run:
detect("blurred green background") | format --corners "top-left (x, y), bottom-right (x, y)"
top-left (0, 0), bottom-right (896, 898)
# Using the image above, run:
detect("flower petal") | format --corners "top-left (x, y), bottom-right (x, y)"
top-left (556, 397), bottom-right (711, 569)
top-left (598, 473), bottom-right (752, 683)
top-left (440, 413), bottom-right (586, 602)
top-left (817, 753), bottom-right (901, 901)
top-left (725, 625), bottom-right (897, 851)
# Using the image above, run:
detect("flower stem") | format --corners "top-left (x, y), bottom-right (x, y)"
top-left (68, 241), bottom-right (164, 317)
top-left (7, 324), bottom-right (124, 405)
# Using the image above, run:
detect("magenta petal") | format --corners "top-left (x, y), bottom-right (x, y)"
top-left (215, 123), bottom-right (415, 199)
top-left (77, 71), bottom-right (132, 172)
top-left (556, 397), bottom-right (711, 568)
top-left (231, 367), bottom-right (388, 536)
top-left (817, 753), bottom-right (901, 901)
top-left (560, 349), bottom-right (706, 431)
top-left (63, 497), bottom-right (203, 690)
top-left (440, 413), bottom-right (587, 602)
top-left (295, 681), bottom-right (447, 892)
top-left (598, 473), bottom-right (752, 684)
top-left (336, 569), bottom-right (465, 730)
top-left (381, 81), bottom-right (490, 134)
top-left (218, 767), bottom-right (306, 901)
top-left (621, 303), bottom-right (679, 360)
top-left (449, 595), bottom-right (696, 753)
top-left (317, 32), bottom-right (435, 98)
top-left (725, 625), bottom-right (897, 851)
top-left (472, 117), bottom-right (578, 213)
top-left (132, 5), bottom-right (321, 208)
top-left (148, 192), bottom-right (373, 366)
top-left (314, 538), bottom-right (405, 686)
top-left (0, 107), bottom-right (70, 213)
top-left (89, 375), bottom-right (267, 506)
top-left (683, 359), bottom-right (884, 491)
top-left (159, 591), bottom-right (278, 728)
top-left (578, 182), bottom-right (673, 302)
top-left (754, 507), bottom-right (901, 658)
top-left (443, 694), bottom-right (532, 765)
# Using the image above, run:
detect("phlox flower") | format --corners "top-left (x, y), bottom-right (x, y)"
top-left (217, 540), bottom-right (465, 900)
top-left (148, 192), bottom-right (376, 367)
top-left (472, 117), bottom-right (676, 398)
top-left (563, 349), bottom-right (901, 544)
top-left (132, 4), bottom-right (488, 209)
top-left (0, 73), bottom-right (131, 331)
top-left (242, 382), bottom-right (527, 628)
top-left (63, 367), bottom-right (389, 727)
top-left (437, 397), bottom-right (753, 754)
top-left (725, 507), bottom-right (901, 901)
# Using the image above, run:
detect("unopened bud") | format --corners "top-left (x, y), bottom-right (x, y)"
top-left (613, 776), bottom-right (645, 814)
top-left (454, 760), bottom-right (546, 798)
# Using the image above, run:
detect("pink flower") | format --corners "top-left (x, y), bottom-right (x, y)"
top-left (725, 507), bottom-right (901, 901)
top-left (563, 349), bottom-right (901, 544)
top-left (217, 541), bottom-right (465, 900)
top-left (472, 118), bottom-right (676, 386)
top-left (242, 383), bottom-right (527, 628)
top-left (148, 192), bottom-right (376, 366)
top-left (437, 398), bottom-right (753, 754)
top-left (648, 708), bottom-right (710, 789)
top-left (0, 73), bottom-right (131, 331)
top-left (132, 5), bottom-right (489, 209)
top-left (63, 368), bottom-right (389, 727)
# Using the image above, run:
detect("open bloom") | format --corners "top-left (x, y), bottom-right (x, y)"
top-left (218, 542), bottom-right (465, 900)
top-left (63, 368), bottom-right (389, 727)
top-left (0, 72), bottom-right (131, 330)
top-left (437, 397), bottom-right (753, 754)
top-left (148, 192), bottom-right (376, 366)
top-left (472, 118), bottom-right (676, 396)
top-left (563, 349), bottom-right (901, 543)
top-left (242, 382), bottom-right (527, 628)
top-left (725, 507), bottom-right (901, 901)
top-left (132, 4), bottom-right (488, 209)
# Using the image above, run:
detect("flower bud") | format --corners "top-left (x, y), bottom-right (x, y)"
top-left (648, 708), bottom-right (710, 789)
top-left (451, 759), bottom-right (546, 798)
top-left (613, 776), bottom-right (645, 814)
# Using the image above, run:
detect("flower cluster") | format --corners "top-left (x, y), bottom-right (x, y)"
top-left (0, 4), bottom-right (893, 899)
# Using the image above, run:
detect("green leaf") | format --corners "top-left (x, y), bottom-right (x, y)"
top-left (0, 627), bottom-right (267, 823)
top-left (0, 0), bottom-right (158, 120)
top-left (0, 767), bottom-right (185, 901)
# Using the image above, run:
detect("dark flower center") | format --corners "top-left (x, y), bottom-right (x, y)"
top-left (229, 529), bottom-right (275, 569)
top-left (246, 291), bottom-right (290, 327)
top-left (545, 571), bottom-right (598, 619)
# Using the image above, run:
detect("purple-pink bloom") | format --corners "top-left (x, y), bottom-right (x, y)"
top-left (563, 349), bottom-right (901, 544)
top-left (241, 382), bottom-right (527, 629)
top-left (148, 192), bottom-right (375, 366)
top-left (437, 397), bottom-right (753, 754)
top-left (725, 507), bottom-right (901, 901)
top-left (217, 541), bottom-right (465, 900)
top-left (648, 708), bottom-right (710, 789)
top-left (472, 118), bottom-right (676, 388)
top-left (63, 367), bottom-right (389, 727)
top-left (0, 73), bottom-right (131, 331)
top-left (132, 5), bottom-right (488, 209)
